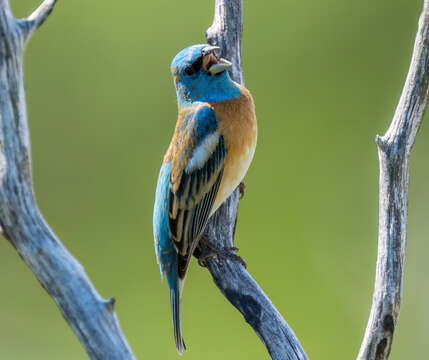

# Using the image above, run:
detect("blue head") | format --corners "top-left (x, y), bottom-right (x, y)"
top-left (171, 44), bottom-right (241, 105)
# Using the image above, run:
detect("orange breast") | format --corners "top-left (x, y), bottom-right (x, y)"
top-left (210, 85), bottom-right (257, 215)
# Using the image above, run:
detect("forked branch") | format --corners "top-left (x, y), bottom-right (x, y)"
top-left (2, 0), bottom-right (428, 359)
top-left (200, 1), bottom-right (308, 359)
top-left (203, 1), bottom-right (429, 360)
top-left (0, 1), bottom-right (136, 359)
top-left (358, 1), bottom-right (429, 359)
top-left (17, 0), bottom-right (57, 42)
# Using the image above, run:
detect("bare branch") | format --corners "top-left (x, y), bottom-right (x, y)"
top-left (358, 1), bottom-right (429, 359)
top-left (4, 0), bottom-right (426, 358)
top-left (206, 0), bottom-right (243, 85)
top-left (201, 1), bottom-right (308, 359)
top-left (17, 0), bottom-right (57, 43)
top-left (201, 192), bottom-right (308, 360)
top-left (0, 2), bottom-right (136, 359)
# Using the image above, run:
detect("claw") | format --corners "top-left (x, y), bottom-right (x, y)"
top-left (198, 253), bottom-right (220, 267)
top-left (197, 239), bottom-right (247, 268)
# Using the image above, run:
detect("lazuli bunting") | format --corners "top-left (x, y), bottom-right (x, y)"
top-left (153, 44), bottom-right (257, 353)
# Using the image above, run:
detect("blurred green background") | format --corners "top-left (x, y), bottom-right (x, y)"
top-left (1, 0), bottom-right (428, 359)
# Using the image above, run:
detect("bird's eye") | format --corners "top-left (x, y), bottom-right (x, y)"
top-left (184, 66), bottom-right (194, 75)
top-left (184, 58), bottom-right (203, 76)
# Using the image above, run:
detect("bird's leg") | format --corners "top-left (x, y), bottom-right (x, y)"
top-left (197, 236), bottom-right (247, 268)
top-left (238, 182), bottom-right (245, 199)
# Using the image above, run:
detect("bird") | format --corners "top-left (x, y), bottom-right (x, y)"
top-left (153, 44), bottom-right (257, 354)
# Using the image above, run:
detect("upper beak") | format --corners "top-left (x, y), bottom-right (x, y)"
top-left (202, 45), bottom-right (220, 56)
top-left (202, 45), bottom-right (232, 75)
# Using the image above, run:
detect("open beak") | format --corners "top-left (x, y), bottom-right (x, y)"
top-left (202, 46), bottom-right (232, 75)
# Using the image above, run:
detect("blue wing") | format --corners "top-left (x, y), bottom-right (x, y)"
top-left (153, 105), bottom-right (226, 353)
top-left (154, 105), bottom-right (226, 278)
top-left (169, 105), bottom-right (226, 278)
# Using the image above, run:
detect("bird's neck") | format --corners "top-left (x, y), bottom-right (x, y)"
top-left (176, 76), bottom-right (241, 106)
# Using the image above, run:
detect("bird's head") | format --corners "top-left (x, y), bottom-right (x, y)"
top-left (171, 44), bottom-right (240, 104)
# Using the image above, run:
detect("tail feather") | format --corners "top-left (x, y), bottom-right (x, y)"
top-left (170, 286), bottom-right (186, 354)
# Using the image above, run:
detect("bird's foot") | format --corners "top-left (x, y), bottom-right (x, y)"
top-left (238, 182), bottom-right (245, 199)
top-left (198, 238), bottom-right (247, 268)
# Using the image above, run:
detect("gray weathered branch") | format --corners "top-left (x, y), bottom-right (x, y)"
top-left (17, 0), bottom-right (56, 42)
top-left (201, 1), bottom-right (308, 359)
top-left (3, 0), bottom-right (427, 358)
top-left (358, 1), bottom-right (429, 359)
top-left (0, 1), bottom-right (136, 359)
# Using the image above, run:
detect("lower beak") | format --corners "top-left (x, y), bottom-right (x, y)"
top-left (209, 58), bottom-right (232, 75)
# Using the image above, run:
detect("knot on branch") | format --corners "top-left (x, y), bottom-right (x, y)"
top-left (103, 297), bottom-right (116, 313)
top-left (382, 314), bottom-right (395, 334)
top-left (375, 134), bottom-right (407, 161)
top-left (376, 134), bottom-right (388, 152)
top-left (375, 338), bottom-right (388, 360)
top-left (206, 25), bottom-right (222, 47)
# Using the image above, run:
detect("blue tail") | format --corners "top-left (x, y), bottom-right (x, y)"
top-left (168, 270), bottom-right (186, 354)
top-left (154, 161), bottom-right (186, 353)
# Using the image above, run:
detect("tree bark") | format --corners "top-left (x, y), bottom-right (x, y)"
top-left (357, 1), bottom-right (429, 359)
top-left (0, 1), bottom-right (136, 359)
top-left (2, 0), bottom-right (429, 359)
top-left (201, 1), bottom-right (308, 359)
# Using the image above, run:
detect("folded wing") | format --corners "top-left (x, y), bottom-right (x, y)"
top-left (167, 105), bottom-right (226, 279)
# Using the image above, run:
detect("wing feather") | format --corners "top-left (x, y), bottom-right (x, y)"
top-left (167, 105), bottom-right (226, 279)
